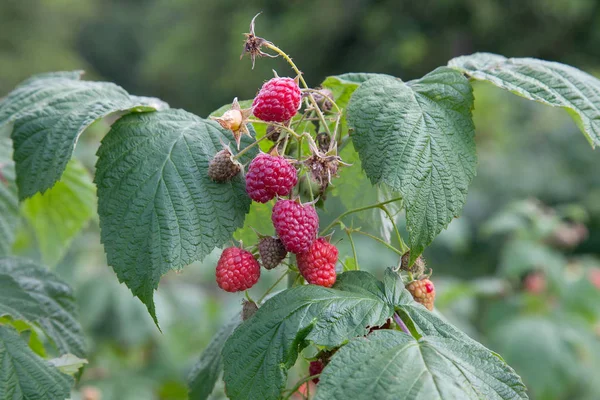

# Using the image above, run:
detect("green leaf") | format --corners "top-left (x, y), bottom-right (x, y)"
top-left (449, 52), bottom-right (600, 148)
top-left (48, 353), bottom-right (88, 376)
top-left (315, 330), bottom-right (527, 400)
top-left (95, 109), bottom-right (257, 323)
top-left (0, 257), bottom-right (86, 357)
top-left (321, 74), bottom-right (384, 110)
top-left (188, 315), bottom-right (241, 400)
top-left (0, 275), bottom-right (44, 322)
top-left (19, 158), bottom-right (96, 265)
top-left (0, 325), bottom-right (73, 399)
top-left (347, 68), bottom-right (476, 263)
top-left (0, 136), bottom-right (18, 255)
top-left (0, 71), bottom-right (167, 200)
top-left (221, 279), bottom-right (394, 400)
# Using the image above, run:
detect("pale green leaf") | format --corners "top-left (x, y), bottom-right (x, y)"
top-left (315, 330), bottom-right (527, 400)
top-left (0, 325), bottom-right (73, 399)
top-left (0, 71), bottom-right (166, 199)
top-left (347, 68), bottom-right (476, 263)
top-left (95, 109), bottom-right (257, 323)
top-left (221, 280), bottom-right (394, 400)
top-left (188, 315), bottom-right (241, 400)
top-left (0, 257), bottom-right (86, 357)
top-left (449, 52), bottom-right (600, 148)
top-left (48, 353), bottom-right (88, 376)
top-left (488, 317), bottom-right (598, 400)
top-left (19, 158), bottom-right (96, 265)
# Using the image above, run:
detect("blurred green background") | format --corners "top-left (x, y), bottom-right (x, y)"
top-left (2, 1), bottom-right (600, 399)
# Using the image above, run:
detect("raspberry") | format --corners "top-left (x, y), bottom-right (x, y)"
top-left (208, 148), bottom-right (242, 182)
top-left (272, 200), bottom-right (319, 253)
top-left (406, 278), bottom-right (435, 311)
top-left (523, 272), bottom-right (546, 294)
top-left (246, 153), bottom-right (297, 203)
top-left (309, 360), bottom-right (324, 384)
top-left (258, 236), bottom-right (287, 270)
top-left (252, 77), bottom-right (301, 122)
top-left (215, 247), bottom-right (260, 292)
top-left (297, 237), bottom-right (337, 287)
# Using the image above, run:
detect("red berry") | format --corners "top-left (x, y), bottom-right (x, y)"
top-left (246, 153), bottom-right (297, 203)
top-left (406, 278), bottom-right (436, 311)
top-left (215, 247), bottom-right (260, 292)
top-left (252, 77), bottom-right (301, 122)
top-left (524, 272), bottom-right (546, 294)
top-left (309, 360), bottom-right (324, 384)
top-left (272, 200), bottom-right (319, 253)
top-left (297, 238), bottom-right (337, 287)
top-left (258, 236), bottom-right (287, 270)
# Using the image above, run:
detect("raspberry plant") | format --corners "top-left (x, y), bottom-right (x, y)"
top-left (2, 12), bottom-right (600, 400)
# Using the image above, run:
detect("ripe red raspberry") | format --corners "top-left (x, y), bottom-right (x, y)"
top-left (297, 238), bottom-right (337, 287)
top-left (215, 247), bottom-right (260, 292)
top-left (258, 236), bottom-right (287, 270)
top-left (272, 200), bottom-right (319, 253)
top-left (252, 77), bottom-right (301, 122)
top-left (309, 360), bottom-right (324, 384)
top-left (246, 153), bottom-right (297, 203)
top-left (208, 148), bottom-right (242, 182)
top-left (406, 278), bottom-right (435, 311)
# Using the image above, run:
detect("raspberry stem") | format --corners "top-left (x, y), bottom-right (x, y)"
top-left (350, 229), bottom-right (404, 256)
top-left (320, 197), bottom-right (404, 236)
top-left (393, 312), bottom-right (411, 336)
top-left (258, 270), bottom-right (289, 304)
top-left (345, 228), bottom-right (359, 270)
top-left (232, 133), bottom-right (272, 160)
top-left (379, 204), bottom-right (409, 253)
top-left (264, 42), bottom-right (334, 138)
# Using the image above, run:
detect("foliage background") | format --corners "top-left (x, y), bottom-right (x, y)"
top-left (1, 1), bottom-right (600, 399)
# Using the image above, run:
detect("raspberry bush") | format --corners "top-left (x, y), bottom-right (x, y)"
top-left (2, 11), bottom-right (600, 400)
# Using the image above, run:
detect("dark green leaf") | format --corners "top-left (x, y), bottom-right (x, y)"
top-left (315, 330), bottom-right (527, 400)
top-left (221, 282), bottom-right (394, 400)
top-left (0, 136), bottom-right (18, 256)
top-left (0, 257), bottom-right (86, 357)
top-left (0, 325), bottom-right (73, 399)
top-left (188, 315), bottom-right (241, 400)
top-left (347, 68), bottom-right (476, 263)
top-left (449, 52), bottom-right (600, 148)
top-left (95, 109), bottom-right (257, 323)
top-left (0, 71), bottom-right (167, 199)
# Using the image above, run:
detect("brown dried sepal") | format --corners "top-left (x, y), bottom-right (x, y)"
top-left (400, 251), bottom-right (426, 277)
top-left (240, 13), bottom-right (277, 69)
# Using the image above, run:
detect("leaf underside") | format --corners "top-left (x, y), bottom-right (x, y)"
top-left (95, 109), bottom-right (257, 324)
top-left (188, 314), bottom-right (241, 400)
top-left (449, 52), bottom-right (600, 148)
top-left (0, 71), bottom-right (167, 200)
top-left (0, 325), bottom-right (73, 400)
top-left (347, 67), bottom-right (476, 263)
top-left (0, 135), bottom-right (18, 255)
top-left (0, 257), bottom-right (86, 357)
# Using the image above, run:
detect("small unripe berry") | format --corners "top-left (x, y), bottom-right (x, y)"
top-left (208, 148), bottom-right (242, 182)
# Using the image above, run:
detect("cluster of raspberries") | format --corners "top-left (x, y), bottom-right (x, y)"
top-left (213, 77), bottom-right (338, 293)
